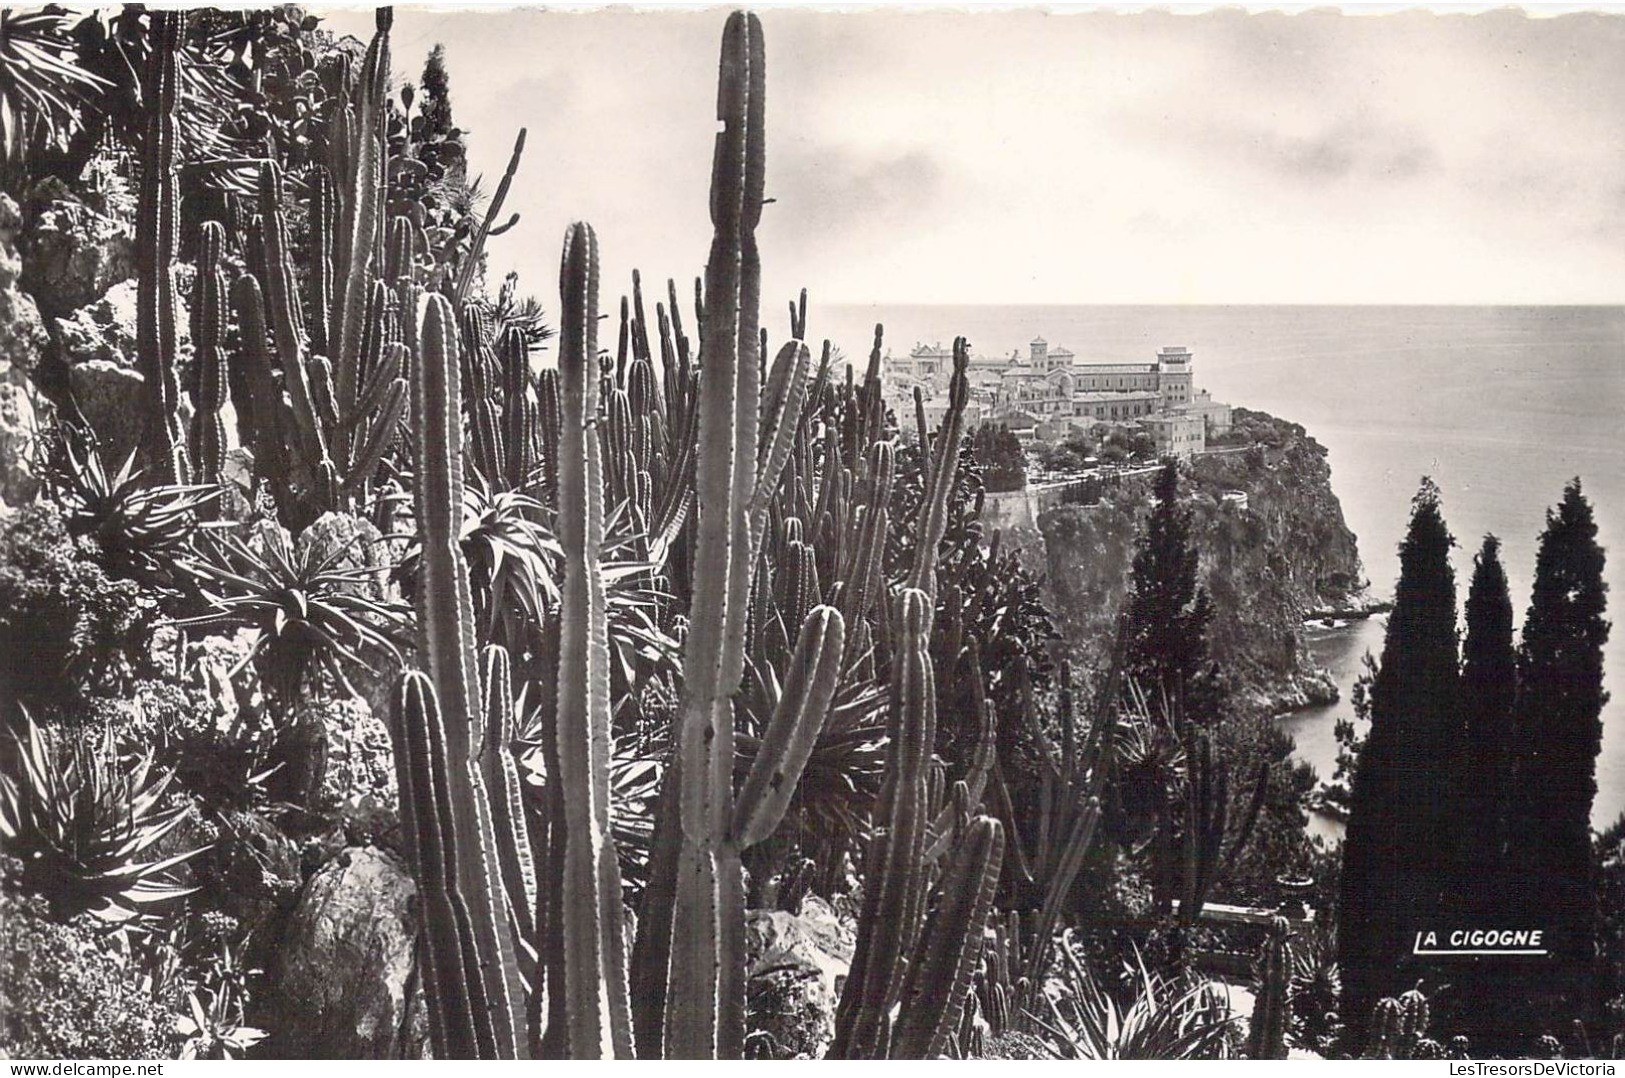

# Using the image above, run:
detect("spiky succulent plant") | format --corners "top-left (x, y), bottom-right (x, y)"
top-left (44, 429), bottom-right (219, 587)
top-left (0, 710), bottom-right (203, 923)
top-left (176, 526), bottom-right (412, 704)
top-left (1034, 932), bottom-right (1238, 1060)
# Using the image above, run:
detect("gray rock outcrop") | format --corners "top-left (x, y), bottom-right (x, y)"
top-left (20, 177), bottom-right (136, 319)
top-left (259, 846), bottom-right (426, 1059)
top-left (743, 895), bottom-right (854, 1059)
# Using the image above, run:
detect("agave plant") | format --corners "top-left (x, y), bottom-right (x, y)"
top-left (172, 936), bottom-right (266, 1060)
top-left (395, 481), bottom-right (680, 698)
top-left (1033, 931), bottom-right (1238, 1060)
top-left (441, 479), bottom-right (561, 650)
top-left (1289, 922), bottom-right (1343, 1055)
top-left (1107, 680), bottom-right (1187, 851)
top-left (0, 709), bottom-right (203, 923)
top-left (43, 429), bottom-right (219, 587)
top-left (176, 526), bottom-right (413, 705)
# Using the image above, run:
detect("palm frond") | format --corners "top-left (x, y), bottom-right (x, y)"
top-left (0, 9), bottom-right (111, 170)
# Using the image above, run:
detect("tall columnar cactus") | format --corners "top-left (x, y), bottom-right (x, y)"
top-left (551, 222), bottom-right (634, 1059)
top-left (134, 9), bottom-right (186, 484)
top-left (257, 160), bottom-right (331, 485)
top-left (497, 325), bottom-right (534, 492)
top-left (1247, 916), bottom-right (1292, 1060)
top-left (535, 368), bottom-right (562, 505)
top-left (228, 275), bottom-right (294, 511)
top-left (332, 6), bottom-right (392, 422)
top-left (908, 337), bottom-right (971, 603)
top-left (830, 588), bottom-right (1006, 1059)
top-left (890, 814), bottom-right (1004, 1059)
top-left (452, 128), bottom-right (528, 305)
top-left (632, 10), bottom-right (756, 1060)
top-left (398, 291), bottom-right (529, 1058)
top-left (188, 220), bottom-right (229, 487)
top-left (622, 17), bottom-right (854, 1060)
top-left (1178, 730), bottom-right (1268, 924)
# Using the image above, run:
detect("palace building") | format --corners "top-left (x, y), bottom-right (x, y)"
top-left (882, 337), bottom-right (1231, 460)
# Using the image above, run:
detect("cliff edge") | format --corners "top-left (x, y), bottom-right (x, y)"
top-left (1034, 408), bottom-right (1366, 716)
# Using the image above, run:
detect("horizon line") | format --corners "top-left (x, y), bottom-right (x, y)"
top-left (816, 300), bottom-right (1625, 308)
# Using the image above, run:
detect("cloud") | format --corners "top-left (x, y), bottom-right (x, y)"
top-left (1153, 114), bottom-right (1439, 186)
top-left (766, 144), bottom-right (947, 244)
top-left (327, 7), bottom-right (1625, 304)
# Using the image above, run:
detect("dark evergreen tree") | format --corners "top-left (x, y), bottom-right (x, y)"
top-left (1339, 478), bottom-right (1460, 1046)
top-left (1123, 459), bottom-right (1219, 723)
top-left (1443, 535), bottom-right (1520, 1051)
top-left (969, 423), bottom-right (1026, 494)
top-left (1508, 479), bottom-right (1610, 1023)
top-left (1454, 535), bottom-right (1517, 884)
top-left (419, 44), bottom-right (455, 143)
top-left (413, 43), bottom-right (465, 183)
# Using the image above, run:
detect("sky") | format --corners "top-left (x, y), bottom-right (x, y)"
top-left (320, 6), bottom-right (1625, 308)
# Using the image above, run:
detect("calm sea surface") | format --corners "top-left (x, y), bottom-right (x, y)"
top-left (822, 304), bottom-right (1625, 828)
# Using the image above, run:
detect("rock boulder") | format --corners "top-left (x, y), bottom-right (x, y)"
top-left (259, 846), bottom-right (426, 1059)
top-left (743, 895), bottom-right (854, 1059)
top-left (20, 177), bottom-right (136, 319)
top-left (0, 195), bottom-right (50, 389)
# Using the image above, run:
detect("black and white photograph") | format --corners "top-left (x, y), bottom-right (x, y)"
top-left (0, 1), bottom-right (1619, 1062)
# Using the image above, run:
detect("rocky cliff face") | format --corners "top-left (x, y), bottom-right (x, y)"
top-left (1035, 412), bottom-right (1364, 716)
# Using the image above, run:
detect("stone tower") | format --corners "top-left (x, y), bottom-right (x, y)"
top-left (1157, 346), bottom-right (1193, 410)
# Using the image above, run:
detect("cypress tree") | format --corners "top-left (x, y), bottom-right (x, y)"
top-left (1124, 459), bottom-right (1218, 723)
top-left (1339, 478), bottom-right (1460, 1044)
top-left (416, 44), bottom-right (466, 183)
top-left (1446, 535), bottom-right (1520, 1050)
top-left (1454, 535), bottom-right (1517, 889)
top-left (1508, 478), bottom-right (1610, 1016)
top-left (419, 44), bottom-right (455, 143)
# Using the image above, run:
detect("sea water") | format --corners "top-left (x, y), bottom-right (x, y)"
top-left (822, 304), bottom-right (1625, 828)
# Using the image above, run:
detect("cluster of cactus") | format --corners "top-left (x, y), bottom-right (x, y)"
top-left (392, 291), bottom-right (533, 1057)
top-left (978, 909), bottom-right (1036, 1040)
top-left (822, 341), bottom-right (1010, 1060)
top-left (1362, 988), bottom-right (1435, 1060)
top-left (378, 10), bottom-right (1002, 1058)
top-left (1246, 916), bottom-right (1292, 1059)
top-left (112, 3), bottom-right (1024, 1058)
top-left (829, 584), bottom-right (1006, 1059)
top-left (122, 7), bottom-right (532, 532)
top-left (1162, 719), bottom-right (1269, 925)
